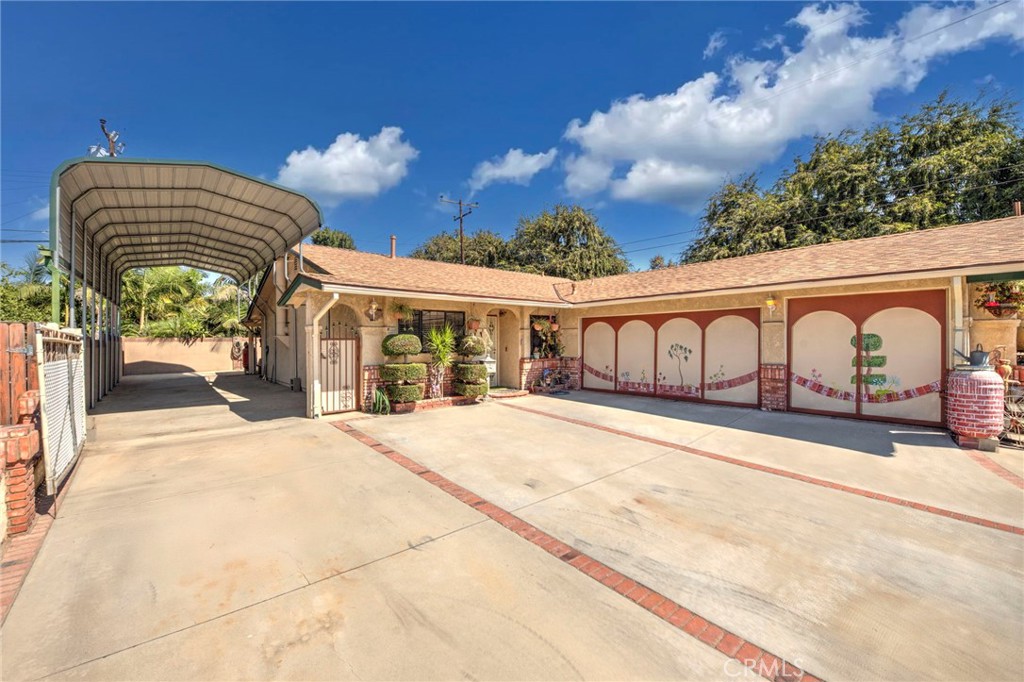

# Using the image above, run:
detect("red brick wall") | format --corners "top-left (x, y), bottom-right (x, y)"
top-left (362, 365), bottom-right (457, 411)
top-left (520, 357), bottom-right (581, 390)
top-left (759, 364), bottom-right (787, 411)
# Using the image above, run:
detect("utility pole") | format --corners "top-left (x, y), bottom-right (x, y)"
top-left (439, 196), bottom-right (478, 265)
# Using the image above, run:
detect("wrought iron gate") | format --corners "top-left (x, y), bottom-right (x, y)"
top-left (35, 328), bottom-right (86, 494)
top-left (319, 336), bottom-right (359, 414)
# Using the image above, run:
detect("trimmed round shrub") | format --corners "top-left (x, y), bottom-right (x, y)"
top-left (460, 334), bottom-right (486, 357)
top-left (454, 381), bottom-right (489, 398)
top-left (381, 333), bottom-right (422, 358)
top-left (454, 363), bottom-right (488, 383)
top-left (386, 383), bottom-right (425, 403)
top-left (380, 362), bottom-right (428, 383)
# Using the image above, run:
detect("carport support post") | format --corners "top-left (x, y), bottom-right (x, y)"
top-left (305, 293), bottom-right (338, 419)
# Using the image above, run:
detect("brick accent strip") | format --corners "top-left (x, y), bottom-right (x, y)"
top-left (331, 420), bottom-right (821, 682)
top-left (962, 448), bottom-right (1024, 490)
top-left (500, 403), bottom-right (1024, 536)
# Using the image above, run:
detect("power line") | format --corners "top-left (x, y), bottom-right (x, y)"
top-left (1, 208), bottom-right (48, 225)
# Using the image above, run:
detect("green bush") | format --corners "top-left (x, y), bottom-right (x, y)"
top-left (380, 363), bottom-right (427, 383)
top-left (454, 363), bottom-right (488, 383)
top-left (454, 381), bottom-right (489, 398)
top-left (459, 334), bottom-right (486, 357)
top-left (386, 383), bottom-right (425, 403)
top-left (381, 333), bottom-right (422, 358)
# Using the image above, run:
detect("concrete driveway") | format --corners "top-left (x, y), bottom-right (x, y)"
top-left (2, 375), bottom-right (757, 681)
top-left (3, 377), bottom-right (1021, 681)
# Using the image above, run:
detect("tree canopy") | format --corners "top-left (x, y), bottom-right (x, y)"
top-left (684, 92), bottom-right (1024, 263)
top-left (310, 227), bottom-right (356, 249)
top-left (411, 204), bottom-right (630, 280)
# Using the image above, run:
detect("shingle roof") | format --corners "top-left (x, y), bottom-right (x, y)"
top-left (555, 216), bottom-right (1024, 304)
top-left (298, 244), bottom-right (571, 304)
top-left (292, 217), bottom-right (1023, 307)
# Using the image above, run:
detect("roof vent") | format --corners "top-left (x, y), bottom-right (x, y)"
top-left (390, 235), bottom-right (397, 258)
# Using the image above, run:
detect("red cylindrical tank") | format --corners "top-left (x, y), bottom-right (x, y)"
top-left (946, 368), bottom-right (1005, 439)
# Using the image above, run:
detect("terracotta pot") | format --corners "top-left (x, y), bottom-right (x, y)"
top-left (467, 320), bottom-right (480, 331)
top-left (550, 323), bottom-right (560, 332)
top-left (533, 323), bottom-right (542, 331)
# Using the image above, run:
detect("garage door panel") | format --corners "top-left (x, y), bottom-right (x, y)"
top-left (790, 311), bottom-right (857, 414)
top-left (582, 322), bottom-right (615, 390)
top-left (860, 307), bottom-right (942, 422)
top-left (704, 316), bottom-right (758, 405)
top-left (656, 318), bottom-right (702, 398)
top-left (617, 320), bottom-right (655, 393)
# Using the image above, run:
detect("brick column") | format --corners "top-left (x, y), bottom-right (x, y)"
top-left (2, 423), bottom-right (41, 536)
top-left (759, 364), bottom-right (787, 411)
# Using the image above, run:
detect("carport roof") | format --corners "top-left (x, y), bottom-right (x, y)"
top-left (50, 157), bottom-right (323, 302)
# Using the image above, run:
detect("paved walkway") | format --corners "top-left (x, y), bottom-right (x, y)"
top-left (1, 375), bottom-right (753, 681)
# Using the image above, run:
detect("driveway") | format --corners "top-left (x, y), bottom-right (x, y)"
top-left (3, 378), bottom-right (1021, 680)
top-left (2, 375), bottom-right (756, 681)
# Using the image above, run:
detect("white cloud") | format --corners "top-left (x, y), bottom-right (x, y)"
top-left (563, 1), bottom-right (1024, 207)
top-left (275, 126), bottom-right (418, 207)
top-left (703, 30), bottom-right (727, 59)
top-left (468, 147), bottom-right (558, 193)
top-left (30, 204), bottom-right (49, 221)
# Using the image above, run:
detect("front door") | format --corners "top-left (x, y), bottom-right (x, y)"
top-left (486, 315), bottom-right (499, 387)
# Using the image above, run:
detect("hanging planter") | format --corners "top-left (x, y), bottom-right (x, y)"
top-left (467, 317), bottom-right (481, 331)
top-left (974, 281), bottom-right (1024, 319)
top-left (550, 323), bottom-right (560, 332)
top-left (533, 322), bottom-right (543, 331)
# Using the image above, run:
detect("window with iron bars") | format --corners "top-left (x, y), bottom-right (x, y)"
top-left (399, 309), bottom-right (466, 342)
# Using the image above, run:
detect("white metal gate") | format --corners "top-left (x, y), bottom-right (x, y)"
top-left (320, 337), bottom-right (358, 414)
top-left (35, 329), bottom-right (86, 495)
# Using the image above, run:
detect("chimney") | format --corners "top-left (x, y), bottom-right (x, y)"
top-left (390, 235), bottom-right (397, 258)
top-left (1014, 201), bottom-right (1022, 217)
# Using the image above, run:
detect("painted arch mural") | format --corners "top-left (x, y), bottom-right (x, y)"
top-left (582, 309), bottom-right (760, 407)
top-left (787, 290), bottom-right (945, 425)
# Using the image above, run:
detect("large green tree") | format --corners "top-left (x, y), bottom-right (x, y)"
top-left (409, 229), bottom-right (509, 268)
top-left (411, 204), bottom-right (629, 280)
top-left (684, 92), bottom-right (1024, 263)
top-left (310, 227), bottom-right (356, 249)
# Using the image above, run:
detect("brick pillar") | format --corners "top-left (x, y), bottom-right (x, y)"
top-left (759, 364), bottom-right (788, 411)
top-left (2, 423), bottom-right (41, 536)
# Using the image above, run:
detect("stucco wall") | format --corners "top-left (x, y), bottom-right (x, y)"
top-left (123, 337), bottom-right (244, 375)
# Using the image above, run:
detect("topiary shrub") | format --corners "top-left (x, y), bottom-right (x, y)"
top-left (454, 381), bottom-right (489, 398)
top-left (380, 362), bottom-right (427, 383)
top-left (460, 334), bottom-right (486, 357)
top-left (386, 383), bottom-right (425, 403)
top-left (381, 333), bottom-right (422, 358)
top-left (454, 363), bottom-right (488, 383)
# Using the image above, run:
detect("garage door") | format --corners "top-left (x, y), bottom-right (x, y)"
top-left (788, 290), bottom-right (945, 425)
top-left (582, 309), bottom-right (760, 407)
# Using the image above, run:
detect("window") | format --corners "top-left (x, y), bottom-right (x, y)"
top-left (400, 309), bottom-right (466, 342)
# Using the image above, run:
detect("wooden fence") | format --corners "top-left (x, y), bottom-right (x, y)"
top-left (1, 322), bottom-right (40, 425)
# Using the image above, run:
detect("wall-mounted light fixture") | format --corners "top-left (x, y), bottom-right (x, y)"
top-left (365, 299), bottom-right (381, 321)
top-left (765, 294), bottom-right (778, 316)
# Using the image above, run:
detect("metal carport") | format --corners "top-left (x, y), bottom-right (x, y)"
top-left (47, 157), bottom-right (322, 409)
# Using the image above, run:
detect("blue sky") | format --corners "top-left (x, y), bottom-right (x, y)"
top-left (2, 1), bottom-right (1022, 273)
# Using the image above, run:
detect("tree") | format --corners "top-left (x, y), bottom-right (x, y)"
top-left (120, 267), bottom-right (205, 334)
top-left (649, 255), bottom-right (678, 270)
top-left (410, 229), bottom-right (509, 268)
top-left (310, 227), bottom-right (356, 249)
top-left (684, 92), bottom-right (1024, 263)
top-left (506, 204), bottom-right (629, 280)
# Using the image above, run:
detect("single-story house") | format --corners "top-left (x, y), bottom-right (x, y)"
top-left (243, 215), bottom-right (1023, 425)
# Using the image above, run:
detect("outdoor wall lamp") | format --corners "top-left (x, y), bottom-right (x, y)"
top-left (365, 299), bottom-right (381, 321)
top-left (765, 294), bottom-right (778, 316)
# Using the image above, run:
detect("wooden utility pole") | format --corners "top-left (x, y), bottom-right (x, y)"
top-left (439, 196), bottom-right (479, 265)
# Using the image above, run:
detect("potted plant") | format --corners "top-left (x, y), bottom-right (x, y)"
top-left (974, 281), bottom-right (1024, 318)
top-left (466, 317), bottom-right (481, 331)
top-left (389, 301), bottom-right (414, 324)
